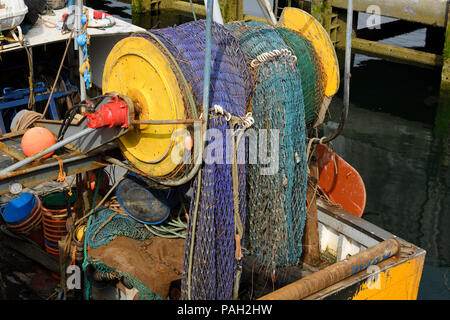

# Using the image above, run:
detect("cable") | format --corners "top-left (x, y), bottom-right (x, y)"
top-left (42, 30), bottom-right (75, 119)
top-left (189, 0), bottom-right (197, 21)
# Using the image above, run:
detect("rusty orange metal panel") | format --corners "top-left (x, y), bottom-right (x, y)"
top-left (316, 144), bottom-right (366, 217)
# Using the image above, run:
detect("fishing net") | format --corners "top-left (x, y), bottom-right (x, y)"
top-left (86, 207), bottom-right (152, 249)
top-left (225, 21), bottom-right (308, 270)
top-left (276, 27), bottom-right (325, 127)
top-left (84, 207), bottom-right (161, 300)
top-left (86, 257), bottom-right (163, 300)
top-left (150, 20), bottom-right (252, 300)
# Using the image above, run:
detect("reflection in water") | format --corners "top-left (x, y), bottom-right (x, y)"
top-left (323, 57), bottom-right (450, 299)
top-left (85, 0), bottom-right (449, 299)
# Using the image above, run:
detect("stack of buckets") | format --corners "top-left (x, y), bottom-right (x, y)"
top-left (41, 191), bottom-right (76, 257)
top-left (1, 193), bottom-right (44, 247)
top-left (1, 191), bottom-right (76, 257)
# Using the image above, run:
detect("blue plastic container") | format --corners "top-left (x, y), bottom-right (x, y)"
top-left (0, 193), bottom-right (38, 224)
top-left (115, 173), bottom-right (180, 225)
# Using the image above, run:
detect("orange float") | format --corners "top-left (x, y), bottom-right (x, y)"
top-left (21, 127), bottom-right (56, 159)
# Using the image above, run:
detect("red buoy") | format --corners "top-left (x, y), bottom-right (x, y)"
top-left (21, 127), bottom-right (56, 159)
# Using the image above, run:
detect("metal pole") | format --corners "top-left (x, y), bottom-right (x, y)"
top-left (262, 0), bottom-right (278, 25)
top-left (343, 0), bottom-right (353, 121)
top-left (75, 0), bottom-right (87, 101)
top-left (204, 0), bottom-right (223, 25)
top-left (312, 0), bottom-right (353, 145)
top-left (0, 127), bottom-right (95, 175)
top-left (131, 119), bottom-right (203, 125)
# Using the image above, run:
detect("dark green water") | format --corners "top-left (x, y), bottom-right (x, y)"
top-left (86, 1), bottom-right (449, 300)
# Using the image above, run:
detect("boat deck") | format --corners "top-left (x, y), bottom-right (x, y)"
top-left (0, 8), bottom-right (144, 53)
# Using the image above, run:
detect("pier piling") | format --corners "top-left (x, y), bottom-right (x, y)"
top-left (158, 1), bottom-right (449, 142)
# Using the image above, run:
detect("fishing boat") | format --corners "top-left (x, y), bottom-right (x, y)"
top-left (0, 0), bottom-right (425, 301)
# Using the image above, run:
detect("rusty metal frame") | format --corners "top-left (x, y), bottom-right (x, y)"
top-left (0, 152), bottom-right (108, 196)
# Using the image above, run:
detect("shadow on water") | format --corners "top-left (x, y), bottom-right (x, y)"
top-left (86, 0), bottom-right (449, 300)
top-left (324, 56), bottom-right (450, 300)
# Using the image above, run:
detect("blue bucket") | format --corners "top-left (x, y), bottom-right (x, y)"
top-left (1, 193), bottom-right (38, 225)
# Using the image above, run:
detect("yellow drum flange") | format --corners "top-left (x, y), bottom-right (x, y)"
top-left (278, 7), bottom-right (340, 98)
top-left (102, 36), bottom-right (187, 177)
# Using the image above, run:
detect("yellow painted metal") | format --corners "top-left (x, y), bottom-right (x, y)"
top-left (351, 254), bottom-right (425, 300)
top-left (278, 7), bottom-right (340, 97)
top-left (102, 36), bottom-right (187, 177)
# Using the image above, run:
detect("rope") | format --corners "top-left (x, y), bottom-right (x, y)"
top-left (12, 111), bottom-right (42, 131)
top-left (42, 30), bottom-right (74, 119)
top-left (74, 175), bottom-right (125, 228)
top-left (187, 168), bottom-right (202, 300)
top-left (106, 196), bottom-right (131, 216)
top-left (82, 169), bottom-right (103, 300)
top-left (250, 48), bottom-right (297, 68)
top-left (189, 0), bottom-right (197, 21)
top-left (306, 136), bottom-right (326, 170)
top-left (8, 30), bottom-right (74, 131)
top-left (12, 27), bottom-right (34, 110)
top-left (38, 14), bottom-right (57, 28)
top-left (211, 105), bottom-right (254, 300)
top-left (77, 9), bottom-right (92, 90)
top-left (52, 155), bottom-right (73, 196)
top-left (105, 196), bottom-right (187, 239)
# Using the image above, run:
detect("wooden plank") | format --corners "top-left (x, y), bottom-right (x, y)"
top-left (171, 0), bottom-right (206, 16)
top-left (302, 156), bottom-right (321, 266)
top-left (259, 238), bottom-right (401, 300)
top-left (435, 19), bottom-right (450, 140)
top-left (356, 19), bottom-right (426, 42)
top-left (0, 229), bottom-right (60, 275)
top-left (331, 0), bottom-right (448, 27)
top-left (349, 38), bottom-right (443, 68)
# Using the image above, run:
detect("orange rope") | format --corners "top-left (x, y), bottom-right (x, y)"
top-left (52, 155), bottom-right (72, 196)
top-left (71, 244), bottom-right (77, 265)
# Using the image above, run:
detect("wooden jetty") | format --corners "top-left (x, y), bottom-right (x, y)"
top-left (135, 0), bottom-right (449, 152)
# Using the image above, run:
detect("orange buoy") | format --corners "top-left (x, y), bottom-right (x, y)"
top-left (21, 127), bottom-right (56, 159)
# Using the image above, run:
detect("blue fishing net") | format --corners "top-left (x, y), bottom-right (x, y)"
top-left (226, 21), bottom-right (308, 270)
top-left (149, 20), bottom-right (252, 300)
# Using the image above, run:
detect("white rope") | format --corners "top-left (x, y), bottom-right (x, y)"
top-left (212, 104), bottom-right (232, 121)
top-left (250, 48), bottom-right (297, 68)
top-left (210, 105), bottom-right (254, 131)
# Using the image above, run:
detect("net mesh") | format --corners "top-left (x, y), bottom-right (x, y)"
top-left (87, 257), bottom-right (163, 300)
top-left (225, 21), bottom-right (308, 270)
top-left (151, 20), bottom-right (252, 300)
top-left (276, 27), bottom-right (325, 127)
top-left (86, 207), bottom-right (152, 249)
top-left (85, 207), bottom-right (160, 300)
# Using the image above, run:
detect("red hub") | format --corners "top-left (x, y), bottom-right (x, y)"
top-left (85, 96), bottom-right (129, 129)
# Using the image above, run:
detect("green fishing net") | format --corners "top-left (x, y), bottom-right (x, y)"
top-left (84, 207), bottom-right (160, 300)
top-left (276, 27), bottom-right (325, 127)
top-left (87, 257), bottom-right (163, 300)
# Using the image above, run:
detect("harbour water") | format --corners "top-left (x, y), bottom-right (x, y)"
top-left (86, 0), bottom-right (449, 300)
